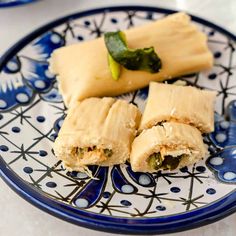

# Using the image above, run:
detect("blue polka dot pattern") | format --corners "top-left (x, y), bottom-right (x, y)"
top-left (15, 92), bottom-right (30, 104)
top-left (207, 148), bottom-right (236, 183)
top-left (208, 30), bottom-right (215, 36)
top-left (180, 166), bottom-right (188, 173)
top-left (4, 57), bottom-right (21, 74)
top-left (103, 192), bottom-right (111, 199)
top-left (0, 145), bottom-right (9, 152)
top-left (77, 36), bottom-right (84, 41)
top-left (196, 166), bottom-right (206, 173)
top-left (12, 126), bottom-right (20, 133)
top-left (214, 52), bottom-right (221, 58)
top-left (156, 205), bottom-right (166, 211)
top-left (23, 167), bottom-right (33, 174)
top-left (120, 200), bottom-right (132, 206)
top-left (75, 198), bottom-right (89, 208)
top-left (46, 182), bottom-right (57, 188)
top-left (111, 18), bottom-right (118, 23)
top-left (170, 187), bottom-right (181, 193)
top-left (84, 20), bottom-right (90, 26)
top-left (206, 188), bottom-right (216, 195)
top-left (39, 150), bottom-right (48, 157)
top-left (37, 116), bottom-right (45, 122)
top-left (208, 73), bottom-right (217, 80)
top-left (0, 99), bottom-right (7, 109)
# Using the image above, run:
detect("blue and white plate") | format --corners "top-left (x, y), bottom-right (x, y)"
top-left (0, 0), bottom-right (36, 8)
top-left (0, 6), bottom-right (235, 235)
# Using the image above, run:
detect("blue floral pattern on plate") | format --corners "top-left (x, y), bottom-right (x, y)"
top-left (207, 147), bottom-right (236, 183)
top-left (0, 6), bottom-right (235, 234)
top-left (207, 101), bottom-right (236, 183)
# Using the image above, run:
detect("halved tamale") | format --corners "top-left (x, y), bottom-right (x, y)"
top-left (130, 122), bottom-right (207, 173)
top-left (139, 82), bottom-right (216, 133)
top-left (53, 97), bottom-right (141, 172)
top-left (49, 12), bottom-right (213, 107)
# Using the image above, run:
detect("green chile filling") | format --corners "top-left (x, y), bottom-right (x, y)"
top-left (103, 148), bottom-right (113, 157)
top-left (76, 147), bottom-right (113, 158)
top-left (148, 152), bottom-right (184, 170)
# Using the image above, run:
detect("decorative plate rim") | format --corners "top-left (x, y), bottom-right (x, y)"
top-left (0, 5), bottom-right (236, 235)
top-left (0, 0), bottom-right (37, 8)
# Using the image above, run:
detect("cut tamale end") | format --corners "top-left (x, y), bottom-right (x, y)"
top-left (130, 122), bottom-right (207, 173)
top-left (53, 97), bottom-right (141, 172)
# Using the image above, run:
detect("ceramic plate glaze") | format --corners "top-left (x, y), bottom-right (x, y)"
top-left (0, 6), bottom-right (236, 235)
top-left (0, 0), bottom-right (36, 8)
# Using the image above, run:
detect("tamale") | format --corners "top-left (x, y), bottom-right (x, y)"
top-left (49, 12), bottom-right (213, 107)
top-left (53, 97), bottom-right (141, 172)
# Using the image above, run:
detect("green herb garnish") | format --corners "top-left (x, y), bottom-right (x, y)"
top-left (104, 31), bottom-right (162, 80)
top-left (107, 54), bottom-right (120, 80)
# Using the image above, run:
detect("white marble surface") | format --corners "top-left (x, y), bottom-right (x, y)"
top-left (0, 0), bottom-right (235, 235)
